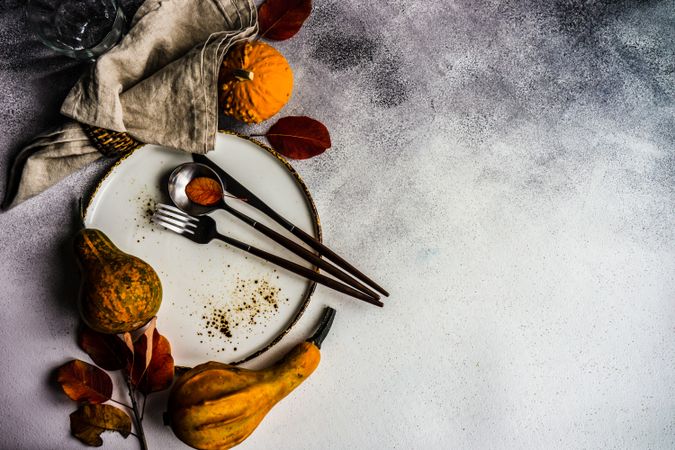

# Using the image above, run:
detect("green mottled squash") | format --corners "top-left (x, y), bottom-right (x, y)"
top-left (74, 229), bottom-right (162, 334)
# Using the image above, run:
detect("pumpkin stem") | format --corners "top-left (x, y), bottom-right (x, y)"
top-left (233, 69), bottom-right (254, 81)
top-left (308, 307), bottom-right (336, 349)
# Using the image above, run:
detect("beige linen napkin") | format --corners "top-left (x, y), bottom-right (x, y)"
top-left (3, 0), bottom-right (257, 209)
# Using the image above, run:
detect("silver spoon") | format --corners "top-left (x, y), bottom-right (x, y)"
top-left (167, 163), bottom-right (381, 301)
top-left (168, 163), bottom-right (224, 216)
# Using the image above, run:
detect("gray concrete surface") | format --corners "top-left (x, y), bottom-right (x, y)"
top-left (1, 0), bottom-right (674, 448)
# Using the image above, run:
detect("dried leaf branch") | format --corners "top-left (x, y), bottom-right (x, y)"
top-left (56, 318), bottom-right (175, 449)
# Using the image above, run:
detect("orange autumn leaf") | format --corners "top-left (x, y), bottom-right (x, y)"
top-left (258, 0), bottom-right (312, 41)
top-left (70, 404), bottom-right (131, 446)
top-left (186, 177), bottom-right (222, 206)
top-left (125, 319), bottom-right (174, 393)
top-left (126, 318), bottom-right (157, 387)
top-left (57, 360), bottom-right (113, 404)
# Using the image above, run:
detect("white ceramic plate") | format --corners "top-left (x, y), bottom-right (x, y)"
top-left (84, 133), bottom-right (320, 367)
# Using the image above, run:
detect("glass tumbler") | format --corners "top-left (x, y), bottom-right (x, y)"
top-left (26, 0), bottom-right (126, 60)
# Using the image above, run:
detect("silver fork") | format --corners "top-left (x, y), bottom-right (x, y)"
top-left (152, 204), bottom-right (383, 306)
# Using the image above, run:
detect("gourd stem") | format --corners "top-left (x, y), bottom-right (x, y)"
top-left (175, 366), bottom-right (192, 377)
top-left (308, 307), bottom-right (336, 349)
top-left (78, 197), bottom-right (86, 229)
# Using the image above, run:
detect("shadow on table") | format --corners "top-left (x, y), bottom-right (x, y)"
top-left (48, 197), bottom-right (84, 318)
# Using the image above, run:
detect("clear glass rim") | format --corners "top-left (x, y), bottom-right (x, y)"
top-left (25, 0), bottom-right (125, 60)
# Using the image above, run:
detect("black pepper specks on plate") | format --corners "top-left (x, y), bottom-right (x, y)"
top-left (198, 277), bottom-right (287, 353)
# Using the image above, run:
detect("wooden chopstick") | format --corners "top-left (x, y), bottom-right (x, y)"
top-left (193, 154), bottom-right (389, 298)
top-left (223, 203), bottom-right (381, 301)
top-left (214, 231), bottom-right (384, 307)
top-left (282, 224), bottom-right (390, 297)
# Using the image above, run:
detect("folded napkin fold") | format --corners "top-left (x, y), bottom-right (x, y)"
top-left (3, 0), bottom-right (257, 209)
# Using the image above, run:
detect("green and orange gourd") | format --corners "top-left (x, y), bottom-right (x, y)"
top-left (74, 229), bottom-right (162, 334)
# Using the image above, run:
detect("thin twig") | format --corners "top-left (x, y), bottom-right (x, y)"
top-left (126, 378), bottom-right (148, 450)
top-left (141, 394), bottom-right (147, 422)
top-left (110, 398), bottom-right (133, 410)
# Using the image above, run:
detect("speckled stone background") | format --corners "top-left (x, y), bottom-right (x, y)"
top-left (1, 0), bottom-right (674, 448)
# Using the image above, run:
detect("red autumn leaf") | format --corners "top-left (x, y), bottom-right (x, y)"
top-left (138, 329), bottom-right (175, 395)
top-left (266, 116), bottom-right (332, 159)
top-left (126, 318), bottom-right (157, 387)
top-left (128, 332), bottom-right (150, 388)
top-left (121, 331), bottom-right (134, 357)
top-left (78, 325), bottom-right (131, 371)
top-left (70, 404), bottom-right (131, 446)
top-left (56, 360), bottom-right (113, 405)
top-left (123, 319), bottom-right (173, 393)
top-left (258, 0), bottom-right (312, 41)
top-left (138, 318), bottom-right (157, 372)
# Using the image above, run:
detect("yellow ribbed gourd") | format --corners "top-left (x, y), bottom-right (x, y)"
top-left (167, 308), bottom-right (336, 450)
top-left (218, 41), bottom-right (294, 124)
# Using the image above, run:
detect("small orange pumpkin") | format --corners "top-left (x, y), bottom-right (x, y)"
top-left (218, 41), bottom-right (293, 124)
